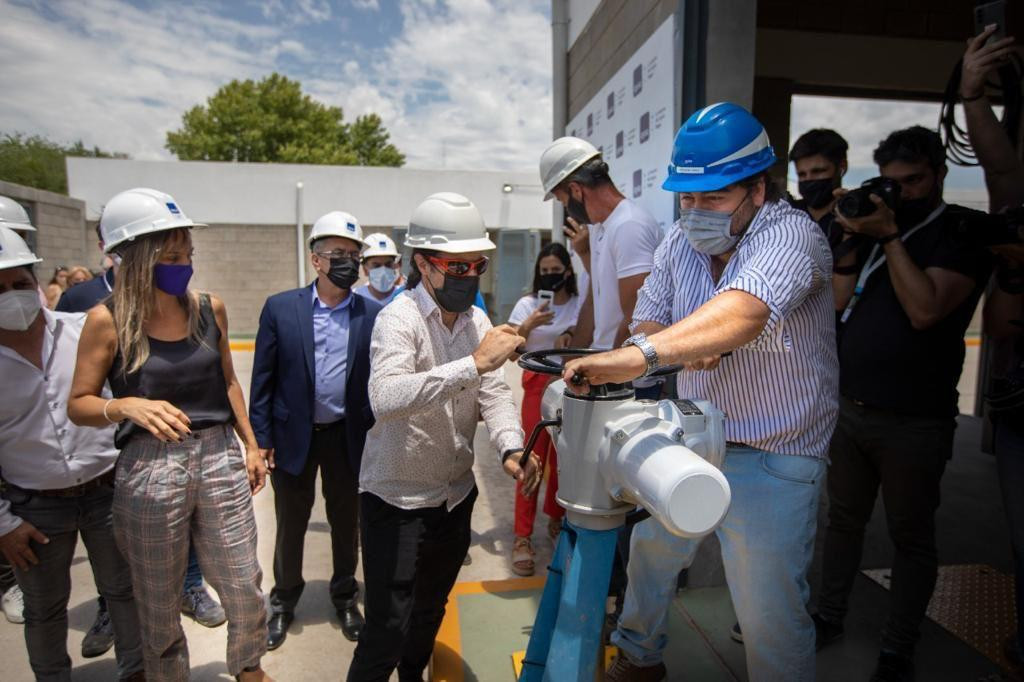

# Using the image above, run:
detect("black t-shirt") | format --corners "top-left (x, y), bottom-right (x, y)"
top-left (788, 197), bottom-right (843, 251)
top-left (837, 204), bottom-right (993, 417)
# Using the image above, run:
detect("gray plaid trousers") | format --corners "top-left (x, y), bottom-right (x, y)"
top-left (113, 424), bottom-right (267, 680)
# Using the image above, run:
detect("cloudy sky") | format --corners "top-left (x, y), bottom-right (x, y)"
top-left (0, 0), bottom-right (552, 170)
top-left (0, 0), bottom-right (988, 196)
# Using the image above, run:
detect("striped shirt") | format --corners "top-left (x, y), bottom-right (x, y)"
top-left (632, 200), bottom-right (839, 458)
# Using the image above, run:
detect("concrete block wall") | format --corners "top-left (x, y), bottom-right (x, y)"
top-left (191, 224), bottom-right (300, 336)
top-left (0, 180), bottom-right (91, 282)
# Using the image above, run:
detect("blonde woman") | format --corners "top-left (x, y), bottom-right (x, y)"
top-left (68, 188), bottom-right (271, 682)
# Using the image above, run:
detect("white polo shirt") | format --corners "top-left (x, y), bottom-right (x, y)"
top-left (588, 198), bottom-right (663, 349)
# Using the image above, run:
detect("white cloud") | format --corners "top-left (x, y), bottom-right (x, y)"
top-left (352, 0), bottom-right (380, 10)
top-left (0, 0), bottom-right (553, 172)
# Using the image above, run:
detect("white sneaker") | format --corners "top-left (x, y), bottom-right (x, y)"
top-left (2, 585), bottom-right (25, 624)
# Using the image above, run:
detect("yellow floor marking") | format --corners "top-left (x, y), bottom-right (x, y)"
top-left (432, 577), bottom-right (547, 682)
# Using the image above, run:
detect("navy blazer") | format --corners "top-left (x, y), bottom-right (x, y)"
top-left (249, 284), bottom-right (381, 476)
top-left (56, 270), bottom-right (113, 313)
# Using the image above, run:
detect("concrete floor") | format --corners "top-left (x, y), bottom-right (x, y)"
top-left (1, 345), bottom-right (1008, 681)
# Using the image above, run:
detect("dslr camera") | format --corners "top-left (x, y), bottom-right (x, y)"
top-left (836, 177), bottom-right (901, 218)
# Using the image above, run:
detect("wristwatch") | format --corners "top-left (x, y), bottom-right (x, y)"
top-left (622, 333), bottom-right (660, 377)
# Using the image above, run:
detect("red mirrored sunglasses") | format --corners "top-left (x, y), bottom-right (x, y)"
top-left (426, 255), bottom-right (489, 277)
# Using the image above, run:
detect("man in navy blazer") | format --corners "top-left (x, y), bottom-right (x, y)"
top-left (249, 210), bottom-right (380, 651)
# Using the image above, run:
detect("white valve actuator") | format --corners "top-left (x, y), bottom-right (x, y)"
top-left (541, 380), bottom-right (730, 538)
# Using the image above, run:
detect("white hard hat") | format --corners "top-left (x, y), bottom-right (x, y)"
top-left (0, 226), bottom-right (43, 271)
top-left (308, 211), bottom-right (364, 249)
top-left (0, 196), bottom-right (36, 232)
top-left (362, 232), bottom-right (399, 259)
top-left (539, 136), bottom-right (601, 200)
top-left (100, 188), bottom-right (206, 253)
top-left (405, 192), bottom-right (495, 254)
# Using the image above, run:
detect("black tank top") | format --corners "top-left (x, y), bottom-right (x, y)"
top-left (107, 293), bottom-right (234, 448)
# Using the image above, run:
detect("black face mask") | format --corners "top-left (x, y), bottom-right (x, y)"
top-left (798, 177), bottom-right (838, 210)
top-left (538, 272), bottom-right (571, 292)
top-left (325, 257), bottom-right (360, 290)
top-left (894, 194), bottom-right (938, 228)
top-left (431, 270), bottom-right (479, 313)
top-left (566, 191), bottom-right (590, 225)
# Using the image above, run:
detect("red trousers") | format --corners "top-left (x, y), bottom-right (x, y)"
top-left (515, 370), bottom-right (565, 538)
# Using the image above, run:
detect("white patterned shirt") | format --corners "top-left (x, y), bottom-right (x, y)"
top-left (632, 200), bottom-right (839, 458)
top-left (359, 286), bottom-right (524, 510)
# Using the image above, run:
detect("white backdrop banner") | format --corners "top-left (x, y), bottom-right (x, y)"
top-left (566, 15), bottom-right (676, 233)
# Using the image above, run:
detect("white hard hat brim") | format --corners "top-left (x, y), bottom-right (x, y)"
top-left (416, 236), bottom-right (497, 254)
top-left (0, 220), bottom-right (36, 232)
top-left (0, 255), bottom-right (43, 270)
top-left (104, 219), bottom-right (208, 253)
top-left (307, 233), bottom-right (366, 249)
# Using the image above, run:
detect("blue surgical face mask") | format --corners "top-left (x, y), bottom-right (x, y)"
top-left (368, 265), bottom-right (399, 293)
top-left (679, 192), bottom-right (750, 255)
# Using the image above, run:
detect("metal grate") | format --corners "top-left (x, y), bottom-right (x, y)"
top-left (862, 563), bottom-right (1019, 674)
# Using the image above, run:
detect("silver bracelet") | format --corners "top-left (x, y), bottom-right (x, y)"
top-left (102, 399), bottom-right (117, 424)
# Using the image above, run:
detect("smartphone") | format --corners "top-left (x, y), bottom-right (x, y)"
top-left (975, 1), bottom-right (1006, 43)
top-left (538, 290), bottom-right (554, 306)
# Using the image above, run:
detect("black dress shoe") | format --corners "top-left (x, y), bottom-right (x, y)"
top-left (267, 612), bottom-right (293, 651)
top-left (869, 651), bottom-right (914, 682)
top-left (338, 604), bottom-right (365, 642)
top-left (812, 612), bottom-right (844, 651)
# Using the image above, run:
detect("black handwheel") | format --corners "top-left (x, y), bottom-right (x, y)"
top-left (517, 348), bottom-right (682, 388)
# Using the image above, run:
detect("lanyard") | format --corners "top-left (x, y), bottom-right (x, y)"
top-left (839, 203), bottom-right (946, 325)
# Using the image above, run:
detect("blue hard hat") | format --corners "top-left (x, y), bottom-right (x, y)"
top-left (663, 102), bottom-right (777, 192)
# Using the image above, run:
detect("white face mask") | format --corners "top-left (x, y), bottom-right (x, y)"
top-left (0, 289), bottom-right (43, 331)
top-left (368, 266), bottom-right (399, 293)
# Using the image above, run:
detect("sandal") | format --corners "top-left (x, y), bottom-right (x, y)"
top-left (511, 536), bottom-right (535, 576)
top-left (547, 518), bottom-right (562, 545)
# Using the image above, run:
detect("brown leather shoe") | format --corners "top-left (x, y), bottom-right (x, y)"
top-left (605, 655), bottom-right (667, 682)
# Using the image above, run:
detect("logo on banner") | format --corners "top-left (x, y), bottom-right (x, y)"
top-left (587, 113), bottom-right (593, 137)
top-left (607, 92), bottom-right (615, 119)
top-left (616, 131), bottom-right (624, 158)
top-left (633, 65), bottom-right (643, 97)
top-left (632, 169), bottom-right (642, 198)
top-left (639, 112), bottom-right (650, 144)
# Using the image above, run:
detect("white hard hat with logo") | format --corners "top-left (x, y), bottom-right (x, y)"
top-left (405, 192), bottom-right (495, 254)
top-left (0, 195), bottom-right (36, 232)
top-left (100, 188), bottom-right (206, 253)
top-left (539, 136), bottom-right (602, 200)
top-left (362, 232), bottom-right (399, 259)
top-left (0, 226), bottom-right (43, 271)
top-left (308, 211), bottom-right (364, 249)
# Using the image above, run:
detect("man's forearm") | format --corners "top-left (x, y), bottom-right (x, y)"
top-left (648, 290), bottom-right (769, 366)
top-left (883, 240), bottom-right (945, 329)
top-left (964, 99), bottom-right (1024, 210)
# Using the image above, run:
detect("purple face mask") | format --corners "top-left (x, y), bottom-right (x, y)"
top-left (154, 263), bottom-right (193, 296)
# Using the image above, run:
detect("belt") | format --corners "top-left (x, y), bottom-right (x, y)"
top-left (313, 419), bottom-right (344, 432)
top-left (23, 469), bottom-right (116, 498)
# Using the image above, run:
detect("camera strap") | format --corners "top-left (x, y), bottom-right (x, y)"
top-left (839, 203), bottom-right (946, 325)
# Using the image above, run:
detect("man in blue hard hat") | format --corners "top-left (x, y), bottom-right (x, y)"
top-left (563, 102), bottom-right (839, 682)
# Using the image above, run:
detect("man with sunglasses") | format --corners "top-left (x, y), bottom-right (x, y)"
top-left (563, 103), bottom-right (838, 682)
top-left (249, 210), bottom-right (381, 651)
top-left (349, 192), bottom-right (541, 682)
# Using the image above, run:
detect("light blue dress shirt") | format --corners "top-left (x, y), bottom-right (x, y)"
top-left (312, 285), bottom-right (352, 423)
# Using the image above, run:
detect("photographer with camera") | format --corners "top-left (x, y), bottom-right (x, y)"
top-left (788, 128), bottom-right (849, 250)
top-left (962, 23), bottom-right (1024, 672)
top-left (815, 125), bottom-right (993, 681)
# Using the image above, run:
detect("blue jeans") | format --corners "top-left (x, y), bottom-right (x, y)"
top-left (612, 445), bottom-right (825, 682)
top-left (3, 480), bottom-right (143, 681)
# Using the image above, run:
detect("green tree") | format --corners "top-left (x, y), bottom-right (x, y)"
top-left (0, 133), bottom-right (126, 194)
top-left (165, 73), bottom-right (405, 167)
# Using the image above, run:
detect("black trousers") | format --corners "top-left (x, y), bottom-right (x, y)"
top-left (269, 421), bottom-right (359, 614)
top-left (818, 397), bottom-right (953, 655)
top-left (347, 488), bottom-right (477, 682)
